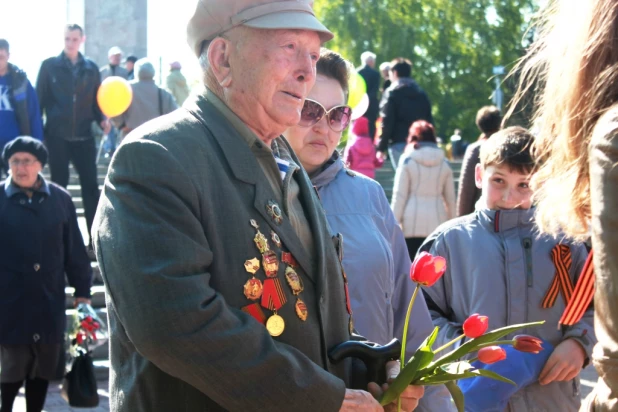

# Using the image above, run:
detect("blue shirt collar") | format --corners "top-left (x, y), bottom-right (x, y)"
top-left (4, 175), bottom-right (51, 198)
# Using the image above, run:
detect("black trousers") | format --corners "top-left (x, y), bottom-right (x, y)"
top-left (45, 137), bottom-right (99, 245)
top-left (405, 237), bottom-right (426, 261)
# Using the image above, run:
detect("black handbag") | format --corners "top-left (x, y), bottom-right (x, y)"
top-left (61, 350), bottom-right (99, 407)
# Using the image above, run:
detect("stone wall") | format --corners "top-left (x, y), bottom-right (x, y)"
top-left (84, 0), bottom-right (148, 68)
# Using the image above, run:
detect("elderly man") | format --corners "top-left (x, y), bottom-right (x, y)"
top-left (93, 1), bottom-right (423, 411)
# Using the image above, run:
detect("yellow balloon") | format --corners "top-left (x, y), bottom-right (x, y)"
top-left (348, 73), bottom-right (367, 109)
top-left (97, 76), bottom-right (133, 118)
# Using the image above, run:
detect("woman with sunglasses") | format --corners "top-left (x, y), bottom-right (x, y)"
top-left (284, 49), bottom-right (453, 412)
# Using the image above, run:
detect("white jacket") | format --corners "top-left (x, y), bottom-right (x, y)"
top-left (391, 143), bottom-right (456, 238)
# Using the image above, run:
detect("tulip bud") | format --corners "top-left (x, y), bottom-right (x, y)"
top-left (410, 252), bottom-right (447, 287)
top-left (478, 346), bottom-right (507, 364)
top-left (513, 335), bottom-right (543, 354)
top-left (463, 314), bottom-right (489, 338)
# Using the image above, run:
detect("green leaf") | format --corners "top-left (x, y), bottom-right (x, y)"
top-left (475, 369), bottom-right (517, 386)
top-left (441, 361), bottom-right (473, 375)
top-left (379, 327), bottom-right (438, 406)
top-left (444, 381), bottom-right (465, 412)
top-left (426, 321), bottom-right (544, 371)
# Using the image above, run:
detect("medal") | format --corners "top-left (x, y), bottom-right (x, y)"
top-left (241, 303), bottom-right (267, 325)
top-left (243, 278), bottom-right (263, 300)
top-left (281, 252), bottom-right (298, 268)
top-left (295, 298), bottom-right (308, 321)
top-left (244, 258), bottom-right (260, 274)
top-left (250, 219), bottom-right (259, 229)
top-left (271, 231), bottom-right (282, 248)
top-left (261, 278), bottom-right (287, 310)
top-left (254, 231), bottom-right (269, 254)
top-left (285, 266), bottom-right (303, 295)
top-left (266, 200), bottom-right (283, 225)
top-left (262, 250), bottom-right (279, 277)
top-left (266, 313), bottom-right (285, 336)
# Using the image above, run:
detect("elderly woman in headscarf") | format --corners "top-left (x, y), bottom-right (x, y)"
top-left (0, 136), bottom-right (92, 412)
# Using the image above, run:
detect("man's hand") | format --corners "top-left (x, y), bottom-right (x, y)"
top-left (74, 297), bottom-right (91, 307)
top-left (101, 119), bottom-right (111, 135)
top-left (339, 389), bottom-right (383, 411)
top-left (368, 360), bottom-right (424, 412)
top-left (539, 338), bottom-right (586, 385)
top-left (376, 151), bottom-right (387, 162)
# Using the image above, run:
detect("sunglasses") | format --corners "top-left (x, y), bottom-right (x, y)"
top-left (299, 99), bottom-right (353, 132)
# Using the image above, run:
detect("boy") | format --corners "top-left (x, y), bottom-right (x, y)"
top-left (419, 126), bottom-right (595, 411)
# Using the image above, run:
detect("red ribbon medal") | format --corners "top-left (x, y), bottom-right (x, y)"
top-left (261, 278), bottom-right (287, 311)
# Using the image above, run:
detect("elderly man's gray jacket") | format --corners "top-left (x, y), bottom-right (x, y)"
top-left (93, 94), bottom-right (357, 411)
top-left (420, 208), bottom-right (595, 412)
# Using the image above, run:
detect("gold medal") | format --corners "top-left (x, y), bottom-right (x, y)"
top-left (285, 266), bottom-right (303, 295)
top-left (295, 298), bottom-right (308, 321)
top-left (244, 258), bottom-right (260, 274)
top-left (254, 231), bottom-right (269, 254)
top-left (243, 278), bottom-right (263, 301)
top-left (266, 313), bottom-right (285, 336)
top-left (266, 200), bottom-right (283, 225)
top-left (271, 231), bottom-right (282, 248)
top-left (262, 250), bottom-right (279, 277)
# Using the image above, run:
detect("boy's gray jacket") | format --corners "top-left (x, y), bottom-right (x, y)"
top-left (420, 208), bottom-right (595, 412)
top-left (92, 94), bottom-right (356, 411)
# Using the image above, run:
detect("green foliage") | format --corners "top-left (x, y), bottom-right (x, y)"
top-left (314, 0), bottom-right (538, 142)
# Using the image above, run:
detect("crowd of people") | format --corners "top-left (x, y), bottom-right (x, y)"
top-left (0, 0), bottom-right (616, 411)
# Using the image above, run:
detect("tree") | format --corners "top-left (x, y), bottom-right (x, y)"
top-left (314, 0), bottom-right (538, 141)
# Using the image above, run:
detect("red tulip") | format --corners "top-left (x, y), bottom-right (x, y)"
top-left (513, 335), bottom-right (543, 354)
top-left (463, 314), bottom-right (489, 338)
top-left (478, 346), bottom-right (507, 364)
top-left (410, 252), bottom-right (447, 287)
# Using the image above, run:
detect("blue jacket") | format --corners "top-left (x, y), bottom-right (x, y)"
top-left (311, 154), bottom-right (455, 412)
top-left (0, 63), bottom-right (43, 148)
top-left (0, 176), bottom-right (92, 344)
top-left (420, 208), bottom-right (595, 412)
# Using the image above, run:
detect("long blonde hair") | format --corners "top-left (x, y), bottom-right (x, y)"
top-left (507, 0), bottom-right (618, 240)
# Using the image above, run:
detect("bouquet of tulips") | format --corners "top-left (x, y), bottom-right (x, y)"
top-left (66, 303), bottom-right (108, 353)
top-left (380, 252), bottom-right (545, 412)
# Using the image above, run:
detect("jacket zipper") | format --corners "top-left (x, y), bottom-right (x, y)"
top-left (522, 238), bottom-right (533, 287)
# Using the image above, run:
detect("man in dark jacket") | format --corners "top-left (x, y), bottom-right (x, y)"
top-left (36, 24), bottom-right (110, 249)
top-left (377, 58), bottom-right (433, 168)
top-left (357, 51), bottom-right (381, 139)
top-left (0, 39), bottom-right (43, 176)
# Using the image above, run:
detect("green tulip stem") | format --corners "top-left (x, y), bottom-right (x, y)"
top-left (433, 334), bottom-right (465, 354)
top-left (398, 284), bottom-right (420, 412)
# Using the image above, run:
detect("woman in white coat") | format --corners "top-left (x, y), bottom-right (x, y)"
top-left (391, 120), bottom-right (456, 259)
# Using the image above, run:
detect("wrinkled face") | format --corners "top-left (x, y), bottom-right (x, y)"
top-left (475, 164), bottom-right (533, 210)
top-left (227, 28), bottom-right (321, 135)
top-left (64, 29), bottom-right (84, 56)
top-left (8, 152), bottom-right (42, 188)
top-left (284, 75), bottom-right (345, 174)
top-left (109, 53), bottom-right (121, 66)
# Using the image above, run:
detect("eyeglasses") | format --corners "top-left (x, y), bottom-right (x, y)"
top-left (9, 159), bottom-right (38, 167)
top-left (299, 99), bottom-right (352, 132)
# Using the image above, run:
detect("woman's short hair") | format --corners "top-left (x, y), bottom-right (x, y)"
top-left (390, 58), bottom-right (412, 78)
top-left (408, 120), bottom-right (436, 143)
top-left (316, 48), bottom-right (353, 99)
top-left (475, 106), bottom-right (502, 136)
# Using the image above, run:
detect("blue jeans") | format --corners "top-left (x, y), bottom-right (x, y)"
top-left (388, 142), bottom-right (407, 169)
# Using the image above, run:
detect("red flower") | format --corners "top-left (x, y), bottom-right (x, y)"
top-left (463, 314), bottom-right (489, 339)
top-left (76, 332), bottom-right (86, 345)
top-left (410, 252), bottom-right (447, 287)
top-left (513, 335), bottom-right (543, 354)
top-left (478, 346), bottom-right (507, 364)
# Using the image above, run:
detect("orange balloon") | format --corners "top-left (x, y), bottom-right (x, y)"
top-left (97, 76), bottom-right (133, 118)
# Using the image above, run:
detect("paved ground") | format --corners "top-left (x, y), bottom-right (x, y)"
top-left (6, 365), bottom-right (599, 411)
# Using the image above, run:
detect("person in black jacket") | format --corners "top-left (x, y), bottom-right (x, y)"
top-left (0, 137), bottom-right (92, 412)
top-left (377, 58), bottom-right (433, 169)
top-left (357, 51), bottom-right (381, 139)
top-left (35, 24), bottom-right (110, 249)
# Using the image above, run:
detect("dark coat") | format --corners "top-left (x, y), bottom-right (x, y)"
top-left (377, 78), bottom-right (433, 152)
top-left (357, 65), bottom-right (381, 120)
top-left (0, 177), bottom-right (92, 345)
top-left (93, 93), bottom-right (360, 412)
top-left (36, 52), bottom-right (103, 140)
